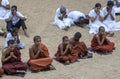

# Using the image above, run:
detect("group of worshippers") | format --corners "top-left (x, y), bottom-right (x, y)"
top-left (53, 0), bottom-right (120, 34)
top-left (0, 0), bottom-right (117, 77)
top-left (0, 27), bottom-right (115, 77)
top-left (0, 0), bottom-right (29, 37)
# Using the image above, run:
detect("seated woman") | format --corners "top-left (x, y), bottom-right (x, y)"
top-left (1, 40), bottom-right (27, 75)
top-left (53, 6), bottom-right (72, 30)
top-left (91, 26), bottom-right (115, 53)
top-left (113, 0), bottom-right (120, 14)
top-left (55, 36), bottom-right (78, 65)
top-left (4, 27), bottom-right (25, 49)
top-left (28, 36), bottom-right (55, 72)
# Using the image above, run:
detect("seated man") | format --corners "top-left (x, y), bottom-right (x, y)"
top-left (1, 40), bottom-right (27, 75)
top-left (0, 0), bottom-right (10, 20)
top-left (102, 1), bottom-right (120, 31)
top-left (70, 32), bottom-right (89, 58)
top-left (68, 11), bottom-right (89, 27)
top-left (91, 26), bottom-right (115, 53)
top-left (4, 27), bottom-right (25, 49)
top-left (5, 5), bottom-right (29, 37)
top-left (28, 36), bottom-right (55, 72)
top-left (53, 6), bottom-right (72, 30)
top-left (55, 36), bottom-right (78, 65)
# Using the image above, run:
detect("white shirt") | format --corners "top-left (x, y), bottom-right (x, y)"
top-left (89, 9), bottom-right (104, 24)
top-left (4, 33), bottom-right (20, 48)
top-left (102, 7), bottom-right (116, 21)
top-left (0, 0), bottom-right (9, 20)
top-left (68, 11), bottom-right (86, 22)
top-left (5, 11), bottom-right (24, 25)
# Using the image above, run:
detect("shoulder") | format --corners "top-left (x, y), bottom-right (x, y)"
top-left (2, 48), bottom-right (8, 54)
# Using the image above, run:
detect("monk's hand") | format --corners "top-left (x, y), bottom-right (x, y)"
top-left (10, 52), bottom-right (17, 59)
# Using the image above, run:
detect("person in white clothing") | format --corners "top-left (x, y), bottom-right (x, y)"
top-left (53, 6), bottom-right (72, 30)
top-left (0, 0), bottom-right (10, 20)
top-left (4, 27), bottom-right (25, 49)
top-left (88, 3), bottom-right (109, 34)
top-left (68, 11), bottom-right (89, 27)
top-left (113, 0), bottom-right (120, 14)
top-left (102, 1), bottom-right (120, 31)
top-left (5, 5), bottom-right (29, 37)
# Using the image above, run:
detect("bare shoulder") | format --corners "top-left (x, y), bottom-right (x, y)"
top-left (2, 48), bottom-right (8, 55)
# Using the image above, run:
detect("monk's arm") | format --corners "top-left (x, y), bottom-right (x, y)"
top-left (29, 47), bottom-right (40, 59)
top-left (59, 44), bottom-right (64, 55)
top-left (1, 49), bottom-right (11, 63)
top-left (63, 44), bottom-right (70, 55)
top-left (10, 52), bottom-right (17, 59)
top-left (96, 36), bottom-right (102, 45)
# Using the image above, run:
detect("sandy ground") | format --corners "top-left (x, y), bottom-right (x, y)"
top-left (0, 0), bottom-right (120, 79)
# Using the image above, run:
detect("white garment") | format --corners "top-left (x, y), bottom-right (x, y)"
top-left (88, 9), bottom-right (109, 34)
top-left (0, 0), bottom-right (10, 20)
top-left (53, 8), bottom-right (72, 29)
top-left (102, 7), bottom-right (120, 31)
top-left (113, 0), bottom-right (120, 13)
top-left (5, 11), bottom-right (24, 25)
top-left (68, 11), bottom-right (86, 25)
top-left (4, 33), bottom-right (25, 48)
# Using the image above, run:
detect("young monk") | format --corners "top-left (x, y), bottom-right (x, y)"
top-left (55, 36), bottom-right (78, 64)
top-left (91, 26), bottom-right (115, 53)
top-left (1, 40), bottom-right (27, 75)
top-left (28, 35), bottom-right (55, 72)
top-left (70, 32), bottom-right (88, 58)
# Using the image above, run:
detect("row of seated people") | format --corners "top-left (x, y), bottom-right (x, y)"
top-left (53, 1), bottom-right (120, 35)
top-left (0, 26), bottom-right (115, 77)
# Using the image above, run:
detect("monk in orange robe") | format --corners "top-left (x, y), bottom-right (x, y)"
top-left (0, 68), bottom-right (4, 76)
top-left (28, 35), bottom-right (55, 72)
top-left (91, 26), bottom-right (115, 53)
top-left (70, 32), bottom-right (88, 58)
top-left (1, 40), bottom-right (27, 75)
top-left (55, 36), bottom-right (78, 64)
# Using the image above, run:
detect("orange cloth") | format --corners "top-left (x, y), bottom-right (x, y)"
top-left (70, 41), bottom-right (88, 57)
top-left (28, 43), bottom-right (52, 71)
top-left (0, 68), bottom-right (4, 76)
top-left (91, 35), bottom-right (115, 52)
top-left (55, 44), bottom-right (78, 63)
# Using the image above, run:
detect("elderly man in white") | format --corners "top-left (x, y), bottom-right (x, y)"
top-left (53, 6), bottom-right (72, 30)
top-left (0, 0), bottom-right (10, 20)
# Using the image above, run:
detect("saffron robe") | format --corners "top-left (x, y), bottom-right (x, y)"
top-left (91, 35), bottom-right (115, 52)
top-left (0, 68), bottom-right (4, 76)
top-left (2, 47), bottom-right (27, 75)
top-left (70, 39), bottom-right (88, 58)
top-left (55, 44), bottom-right (78, 63)
top-left (28, 43), bottom-right (52, 71)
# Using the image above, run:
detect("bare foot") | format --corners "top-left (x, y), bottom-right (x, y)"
top-left (65, 60), bottom-right (70, 65)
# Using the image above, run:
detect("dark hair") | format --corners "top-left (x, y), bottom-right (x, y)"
top-left (33, 35), bottom-right (41, 42)
top-left (7, 40), bottom-right (15, 46)
top-left (74, 32), bottom-right (82, 38)
top-left (107, 1), bottom-right (114, 6)
top-left (95, 3), bottom-right (101, 8)
top-left (99, 26), bottom-right (105, 31)
top-left (11, 5), bottom-right (17, 10)
top-left (62, 36), bottom-right (68, 42)
top-left (11, 27), bottom-right (18, 34)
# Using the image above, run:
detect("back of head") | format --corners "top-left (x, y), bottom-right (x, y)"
top-left (95, 3), bottom-right (101, 8)
top-left (78, 16), bottom-right (85, 24)
top-left (99, 26), bottom-right (105, 31)
top-left (74, 32), bottom-right (82, 39)
top-left (107, 1), bottom-right (114, 6)
top-left (33, 35), bottom-right (41, 42)
top-left (7, 40), bottom-right (15, 46)
top-left (11, 5), bottom-right (17, 11)
top-left (60, 6), bottom-right (66, 12)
